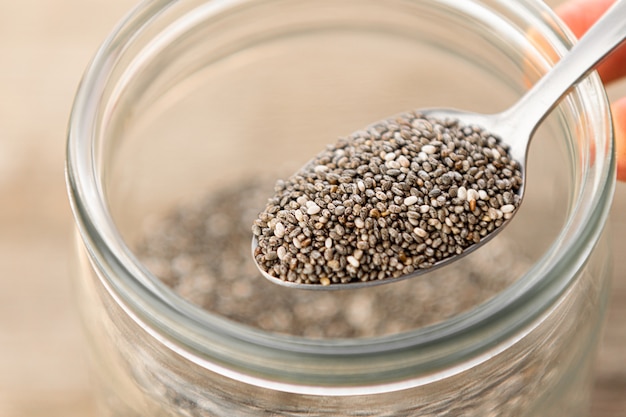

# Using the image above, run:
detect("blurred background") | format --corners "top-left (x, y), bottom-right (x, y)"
top-left (0, 1), bottom-right (624, 416)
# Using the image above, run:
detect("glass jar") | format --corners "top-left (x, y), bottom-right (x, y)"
top-left (66, 0), bottom-right (616, 416)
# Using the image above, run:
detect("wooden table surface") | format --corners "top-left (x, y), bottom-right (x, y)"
top-left (0, 1), bottom-right (623, 416)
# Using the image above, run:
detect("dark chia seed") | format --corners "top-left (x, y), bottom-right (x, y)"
top-left (252, 111), bottom-right (522, 285)
top-left (136, 177), bottom-right (528, 338)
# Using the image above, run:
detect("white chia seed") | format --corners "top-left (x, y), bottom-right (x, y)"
top-left (306, 202), bottom-right (321, 215)
top-left (347, 256), bottom-right (360, 268)
top-left (457, 186), bottom-right (468, 201)
top-left (501, 204), bottom-right (516, 214)
top-left (274, 222), bottom-right (285, 238)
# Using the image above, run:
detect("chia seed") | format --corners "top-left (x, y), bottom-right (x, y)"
top-left (135, 177), bottom-right (528, 338)
top-left (253, 111), bottom-right (522, 285)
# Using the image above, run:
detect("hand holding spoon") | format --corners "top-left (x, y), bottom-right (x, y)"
top-left (252, 0), bottom-right (626, 289)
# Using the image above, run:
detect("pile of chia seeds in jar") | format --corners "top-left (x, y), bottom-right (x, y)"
top-left (252, 111), bottom-right (522, 286)
top-left (136, 177), bottom-right (529, 338)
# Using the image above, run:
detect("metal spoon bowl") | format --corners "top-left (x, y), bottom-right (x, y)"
top-left (253, 0), bottom-right (626, 289)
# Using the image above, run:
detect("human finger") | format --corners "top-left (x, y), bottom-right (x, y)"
top-left (556, 0), bottom-right (626, 84)
top-left (612, 97), bottom-right (626, 181)
top-left (556, 0), bottom-right (626, 181)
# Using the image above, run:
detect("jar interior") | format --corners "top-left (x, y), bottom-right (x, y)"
top-left (101, 0), bottom-right (577, 339)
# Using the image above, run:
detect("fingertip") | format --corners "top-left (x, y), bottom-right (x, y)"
top-left (554, 0), bottom-right (613, 38)
top-left (555, 0), bottom-right (626, 182)
top-left (555, 0), bottom-right (626, 84)
top-left (554, 0), bottom-right (615, 38)
top-left (525, 0), bottom-right (622, 89)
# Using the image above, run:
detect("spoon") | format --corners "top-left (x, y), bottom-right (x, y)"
top-left (252, 0), bottom-right (626, 289)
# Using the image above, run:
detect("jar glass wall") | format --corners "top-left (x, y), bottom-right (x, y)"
top-left (66, 0), bottom-right (615, 416)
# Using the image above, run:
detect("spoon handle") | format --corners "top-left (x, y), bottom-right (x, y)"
top-left (507, 0), bottom-right (626, 135)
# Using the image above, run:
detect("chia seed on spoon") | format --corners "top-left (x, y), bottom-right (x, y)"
top-left (252, 111), bottom-right (522, 286)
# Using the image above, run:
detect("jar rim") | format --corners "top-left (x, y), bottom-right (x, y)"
top-left (66, 0), bottom-right (615, 393)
